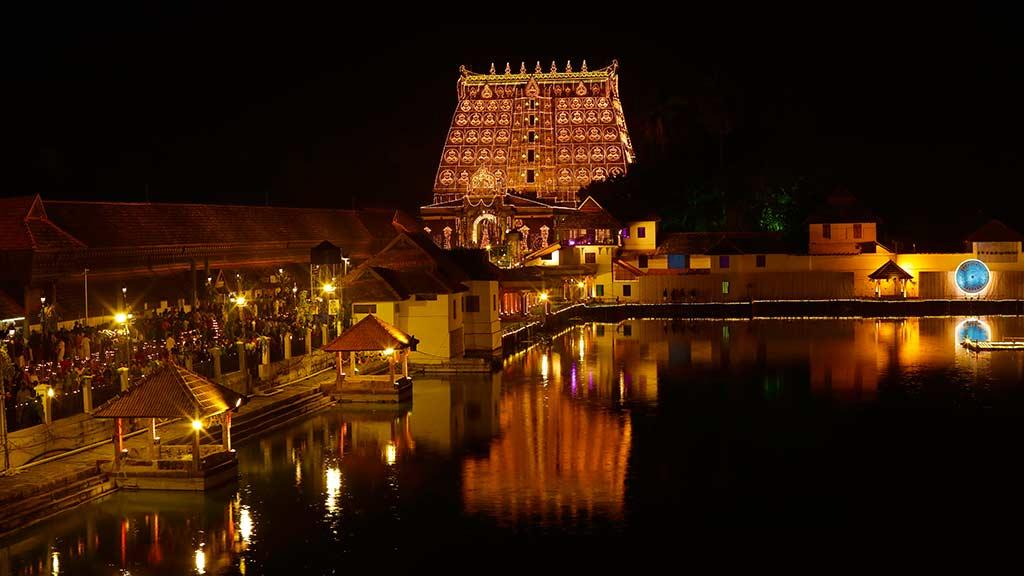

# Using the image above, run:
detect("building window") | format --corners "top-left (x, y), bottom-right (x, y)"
top-left (719, 255), bottom-right (730, 269)
top-left (528, 131), bottom-right (536, 143)
top-left (353, 304), bottom-right (377, 314)
top-left (466, 295), bottom-right (480, 313)
top-left (623, 324), bottom-right (632, 337)
top-left (585, 252), bottom-right (597, 264)
top-left (722, 281), bottom-right (730, 294)
top-left (541, 252), bottom-right (553, 260)
top-left (529, 99), bottom-right (537, 110)
top-left (528, 149), bottom-right (535, 163)
top-left (623, 284), bottom-right (632, 297)
top-left (596, 285), bottom-right (605, 297)
top-left (756, 254), bottom-right (766, 268)
top-left (638, 255), bottom-right (648, 268)
top-left (526, 170), bottom-right (535, 183)
top-left (596, 325), bottom-right (605, 337)
top-left (822, 223), bottom-right (831, 239)
top-left (668, 254), bottom-right (688, 269)
top-left (637, 226), bottom-right (646, 238)
top-left (853, 223), bottom-right (863, 239)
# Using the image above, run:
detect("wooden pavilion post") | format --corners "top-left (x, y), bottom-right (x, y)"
top-left (150, 418), bottom-right (160, 459)
top-left (223, 412), bottom-right (232, 452)
top-left (192, 416), bottom-right (202, 474)
top-left (402, 348), bottom-right (409, 378)
top-left (114, 418), bottom-right (124, 465)
top-left (388, 353), bottom-right (395, 382)
top-left (350, 351), bottom-right (357, 376)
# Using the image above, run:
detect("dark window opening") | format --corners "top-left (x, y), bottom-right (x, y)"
top-left (623, 284), bottom-right (632, 297)
top-left (854, 224), bottom-right (863, 239)
top-left (596, 285), bottom-right (605, 296)
top-left (528, 131), bottom-right (537, 143)
top-left (526, 170), bottom-right (535, 183)
top-left (637, 226), bottom-right (646, 238)
top-left (823, 223), bottom-right (831, 239)
top-left (756, 255), bottom-right (766, 268)
top-left (719, 255), bottom-right (730, 269)
top-left (528, 149), bottom-right (535, 163)
top-left (466, 295), bottom-right (480, 313)
top-left (638, 255), bottom-right (648, 268)
top-left (585, 252), bottom-right (597, 264)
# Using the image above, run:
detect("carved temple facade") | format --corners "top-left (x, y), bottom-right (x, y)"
top-left (421, 60), bottom-right (634, 256)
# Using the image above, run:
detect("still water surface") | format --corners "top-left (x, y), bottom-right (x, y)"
top-left (4, 317), bottom-right (1024, 573)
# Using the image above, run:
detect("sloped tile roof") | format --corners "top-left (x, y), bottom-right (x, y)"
top-left (868, 260), bottom-right (914, 280)
top-left (93, 363), bottom-right (244, 419)
top-left (324, 313), bottom-right (413, 352)
top-left (966, 219), bottom-right (1023, 243)
top-left (41, 200), bottom-right (407, 258)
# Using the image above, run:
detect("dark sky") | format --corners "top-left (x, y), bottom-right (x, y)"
top-left (4, 6), bottom-right (1022, 240)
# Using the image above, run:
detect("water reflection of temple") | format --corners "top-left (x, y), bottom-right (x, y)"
top-left (461, 382), bottom-right (631, 524)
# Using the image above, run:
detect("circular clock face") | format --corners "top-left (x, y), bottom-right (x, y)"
top-left (955, 259), bottom-right (990, 294)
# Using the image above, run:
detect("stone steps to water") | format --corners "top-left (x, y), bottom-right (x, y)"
top-left (0, 469), bottom-right (115, 538)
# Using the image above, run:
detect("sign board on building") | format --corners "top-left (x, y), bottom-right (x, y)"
top-left (328, 299), bottom-right (340, 315)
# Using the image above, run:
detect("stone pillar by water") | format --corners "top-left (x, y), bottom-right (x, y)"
top-left (305, 329), bottom-right (313, 356)
top-left (321, 325), bottom-right (329, 349)
top-left (82, 375), bottom-right (93, 413)
top-left (211, 347), bottom-right (222, 379)
top-left (236, 342), bottom-right (247, 375)
top-left (284, 333), bottom-right (292, 360)
top-left (118, 367), bottom-right (130, 391)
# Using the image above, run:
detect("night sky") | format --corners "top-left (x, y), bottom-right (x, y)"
top-left (5, 6), bottom-right (1022, 244)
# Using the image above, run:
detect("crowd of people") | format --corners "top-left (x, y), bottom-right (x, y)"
top-left (1, 289), bottom-right (338, 432)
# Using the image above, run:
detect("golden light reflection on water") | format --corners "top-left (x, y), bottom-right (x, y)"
top-left (325, 466), bottom-right (342, 514)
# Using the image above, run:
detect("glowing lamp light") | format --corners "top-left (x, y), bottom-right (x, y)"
top-left (46, 387), bottom-right (54, 398)
top-left (577, 281), bottom-right (586, 289)
top-left (191, 419), bottom-right (203, 431)
top-left (539, 292), bottom-right (549, 302)
top-left (383, 347), bottom-right (395, 357)
top-left (114, 312), bottom-right (128, 324)
top-left (385, 442), bottom-right (397, 465)
top-left (235, 397), bottom-right (243, 408)
top-left (322, 283), bottom-right (336, 294)
top-left (235, 295), bottom-right (247, 307)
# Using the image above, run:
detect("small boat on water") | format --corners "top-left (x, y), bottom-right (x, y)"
top-left (961, 337), bottom-right (1024, 352)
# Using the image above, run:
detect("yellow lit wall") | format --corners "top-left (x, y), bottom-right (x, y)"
top-left (622, 220), bottom-right (657, 252)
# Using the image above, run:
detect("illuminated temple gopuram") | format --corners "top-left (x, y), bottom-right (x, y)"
top-left (421, 60), bottom-right (635, 252)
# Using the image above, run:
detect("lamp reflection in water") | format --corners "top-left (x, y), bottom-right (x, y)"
top-left (195, 545), bottom-right (206, 575)
top-left (51, 551), bottom-right (59, 575)
top-left (239, 505), bottom-right (253, 544)
top-left (385, 442), bottom-right (397, 466)
top-left (325, 466), bottom-right (342, 514)
top-left (955, 318), bottom-right (992, 345)
top-left (540, 353), bottom-right (549, 384)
